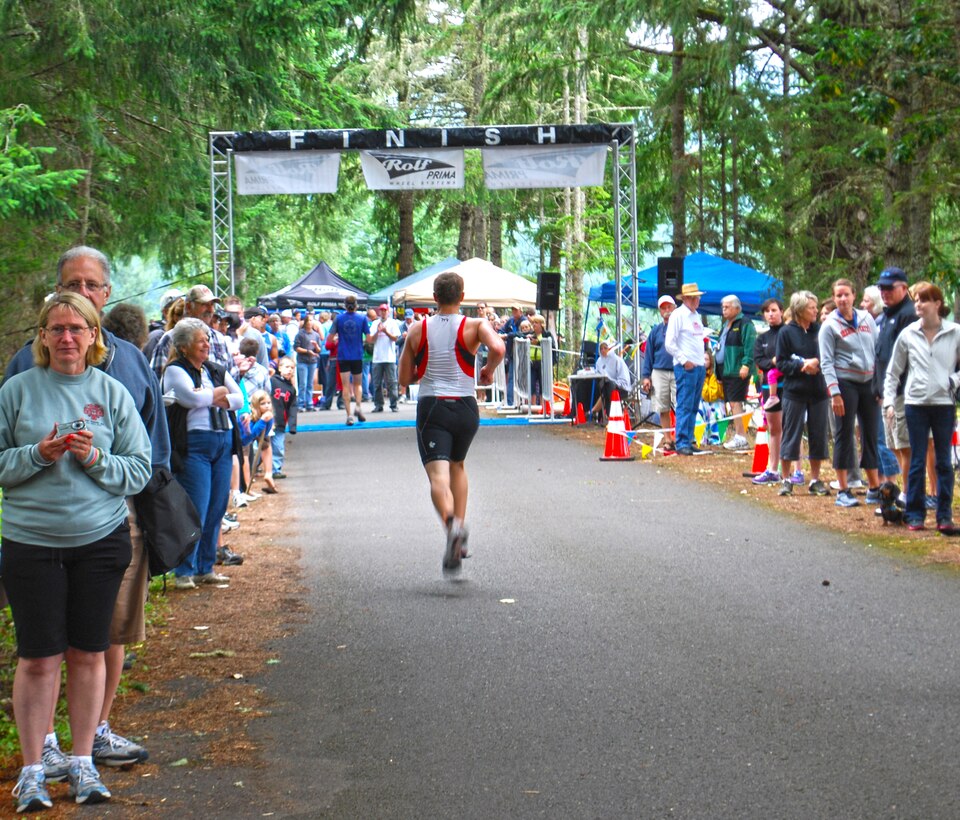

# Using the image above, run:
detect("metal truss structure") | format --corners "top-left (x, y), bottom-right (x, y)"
top-left (208, 123), bottom-right (638, 347)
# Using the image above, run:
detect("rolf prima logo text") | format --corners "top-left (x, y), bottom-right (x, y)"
top-left (370, 152), bottom-right (456, 180)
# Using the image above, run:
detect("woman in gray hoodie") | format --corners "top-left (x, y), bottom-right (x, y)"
top-left (818, 278), bottom-right (880, 508)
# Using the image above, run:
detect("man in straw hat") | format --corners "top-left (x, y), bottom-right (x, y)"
top-left (664, 282), bottom-right (709, 455)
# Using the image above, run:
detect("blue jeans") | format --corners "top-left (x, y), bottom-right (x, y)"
top-left (174, 430), bottom-right (233, 577)
top-left (505, 357), bottom-right (515, 406)
top-left (877, 425), bottom-right (900, 476)
top-left (272, 430), bottom-right (285, 473)
top-left (362, 359), bottom-right (372, 398)
top-left (297, 361), bottom-right (317, 409)
top-left (674, 364), bottom-right (706, 450)
top-left (319, 354), bottom-right (333, 406)
top-left (371, 362), bottom-right (399, 410)
top-left (904, 404), bottom-right (955, 525)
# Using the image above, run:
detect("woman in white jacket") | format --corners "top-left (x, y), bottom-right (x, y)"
top-left (883, 283), bottom-right (960, 532)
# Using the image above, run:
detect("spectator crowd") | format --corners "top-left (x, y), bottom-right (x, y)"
top-left (635, 270), bottom-right (960, 534)
top-left (2, 245), bottom-right (959, 813)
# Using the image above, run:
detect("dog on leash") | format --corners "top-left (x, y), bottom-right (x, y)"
top-left (878, 481), bottom-right (904, 525)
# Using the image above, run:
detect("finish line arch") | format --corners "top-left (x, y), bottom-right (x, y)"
top-left (208, 123), bottom-right (639, 346)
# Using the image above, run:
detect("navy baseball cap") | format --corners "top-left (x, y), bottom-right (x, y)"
top-left (877, 267), bottom-right (908, 287)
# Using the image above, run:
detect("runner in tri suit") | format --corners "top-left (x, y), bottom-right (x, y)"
top-left (398, 272), bottom-right (505, 573)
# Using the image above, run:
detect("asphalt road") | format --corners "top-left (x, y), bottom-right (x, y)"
top-left (248, 421), bottom-right (960, 819)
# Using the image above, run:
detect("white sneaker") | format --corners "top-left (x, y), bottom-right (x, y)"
top-left (173, 576), bottom-right (196, 590)
top-left (240, 492), bottom-right (261, 503)
top-left (723, 435), bottom-right (749, 451)
top-left (829, 479), bottom-right (864, 490)
top-left (232, 491), bottom-right (248, 509)
top-left (221, 516), bottom-right (240, 532)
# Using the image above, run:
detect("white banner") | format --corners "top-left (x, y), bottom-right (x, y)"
top-left (234, 151), bottom-right (341, 195)
top-left (481, 144), bottom-right (607, 189)
top-left (359, 148), bottom-right (465, 190)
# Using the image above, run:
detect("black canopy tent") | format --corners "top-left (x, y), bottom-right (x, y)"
top-left (257, 261), bottom-right (368, 310)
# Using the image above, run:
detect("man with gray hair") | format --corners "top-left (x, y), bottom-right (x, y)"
top-left (148, 284), bottom-right (234, 378)
top-left (716, 294), bottom-right (756, 451)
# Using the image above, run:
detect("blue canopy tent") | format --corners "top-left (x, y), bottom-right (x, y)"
top-left (368, 256), bottom-right (461, 305)
top-left (587, 251), bottom-right (781, 316)
top-left (581, 251), bottom-right (782, 370)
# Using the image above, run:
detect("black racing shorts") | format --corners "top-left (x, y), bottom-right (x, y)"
top-left (721, 376), bottom-right (749, 403)
top-left (416, 395), bottom-right (480, 465)
top-left (0, 522), bottom-right (132, 658)
top-left (338, 358), bottom-right (363, 376)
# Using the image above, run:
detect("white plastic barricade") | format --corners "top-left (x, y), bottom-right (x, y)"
top-left (513, 337), bottom-right (531, 414)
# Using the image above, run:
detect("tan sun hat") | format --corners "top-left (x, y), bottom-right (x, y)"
top-left (678, 282), bottom-right (705, 298)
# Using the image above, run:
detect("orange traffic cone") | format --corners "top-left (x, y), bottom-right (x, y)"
top-left (542, 398), bottom-right (552, 417)
top-left (600, 390), bottom-right (635, 462)
top-left (575, 403), bottom-right (586, 425)
top-left (622, 402), bottom-right (632, 432)
top-left (751, 425), bottom-right (769, 474)
top-left (562, 393), bottom-right (570, 417)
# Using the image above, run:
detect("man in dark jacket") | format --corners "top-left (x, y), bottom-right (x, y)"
top-left (872, 267), bottom-right (915, 488)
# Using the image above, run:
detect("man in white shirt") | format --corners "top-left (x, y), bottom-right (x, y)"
top-left (664, 282), bottom-right (708, 455)
top-left (368, 303), bottom-right (401, 412)
top-left (593, 340), bottom-right (633, 422)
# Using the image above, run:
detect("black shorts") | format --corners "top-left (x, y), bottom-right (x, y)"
top-left (721, 376), bottom-right (749, 403)
top-left (416, 396), bottom-right (480, 465)
top-left (0, 522), bottom-right (132, 658)
top-left (338, 358), bottom-right (363, 376)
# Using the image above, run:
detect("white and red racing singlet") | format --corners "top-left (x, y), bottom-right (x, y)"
top-left (415, 314), bottom-right (476, 397)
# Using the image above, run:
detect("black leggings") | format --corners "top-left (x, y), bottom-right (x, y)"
top-left (832, 379), bottom-right (880, 471)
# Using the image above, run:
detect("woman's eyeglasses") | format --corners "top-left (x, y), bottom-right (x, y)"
top-left (44, 325), bottom-right (93, 337)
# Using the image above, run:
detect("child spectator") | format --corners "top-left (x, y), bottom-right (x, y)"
top-left (701, 347), bottom-right (724, 446)
top-left (240, 390), bottom-right (278, 494)
top-left (270, 357), bottom-right (298, 479)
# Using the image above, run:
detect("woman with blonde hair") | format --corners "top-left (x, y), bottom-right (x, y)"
top-left (0, 293), bottom-right (151, 810)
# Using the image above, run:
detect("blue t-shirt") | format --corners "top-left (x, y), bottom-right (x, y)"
top-left (334, 311), bottom-right (370, 361)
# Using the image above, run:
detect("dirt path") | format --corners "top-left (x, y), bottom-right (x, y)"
top-left (0, 491), bottom-right (306, 817)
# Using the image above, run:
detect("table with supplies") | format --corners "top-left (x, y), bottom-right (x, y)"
top-left (568, 370), bottom-right (607, 420)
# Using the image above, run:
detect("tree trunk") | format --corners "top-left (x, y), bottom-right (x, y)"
top-left (780, 0), bottom-right (794, 291)
top-left (397, 191), bottom-right (415, 278)
top-left (720, 136), bottom-right (728, 254)
top-left (489, 205), bottom-right (502, 266)
top-left (78, 150), bottom-right (94, 243)
top-left (730, 73), bottom-right (740, 261)
top-left (472, 206), bottom-right (487, 259)
top-left (671, 30), bottom-right (687, 257)
top-left (457, 204), bottom-right (473, 261)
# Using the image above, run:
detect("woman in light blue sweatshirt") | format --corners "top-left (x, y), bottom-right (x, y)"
top-left (0, 293), bottom-right (151, 811)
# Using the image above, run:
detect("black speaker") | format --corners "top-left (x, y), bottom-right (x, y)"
top-left (657, 257), bottom-right (684, 298)
top-left (536, 271), bottom-right (561, 311)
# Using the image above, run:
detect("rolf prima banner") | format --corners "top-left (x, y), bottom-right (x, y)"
top-left (359, 148), bottom-right (465, 190)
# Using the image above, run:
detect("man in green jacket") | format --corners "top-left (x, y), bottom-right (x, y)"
top-left (717, 294), bottom-right (756, 451)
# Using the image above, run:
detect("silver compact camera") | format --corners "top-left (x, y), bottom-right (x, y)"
top-left (56, 419), bottom-right (87, 437)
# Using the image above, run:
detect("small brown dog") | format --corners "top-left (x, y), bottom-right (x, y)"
top-left (878, 481), bottom-right (903, 525)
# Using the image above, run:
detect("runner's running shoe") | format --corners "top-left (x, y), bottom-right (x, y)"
top-left (443, 522), bottom-right (463, 573)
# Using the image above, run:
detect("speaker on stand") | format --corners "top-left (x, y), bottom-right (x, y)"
top-left (536, 272), bottom-right (561, 311)
top-left (657, 257), bottom-right (684, 299)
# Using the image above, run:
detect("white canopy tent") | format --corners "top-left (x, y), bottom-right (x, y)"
top-left (391, 257), bottom-right (537, 309)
